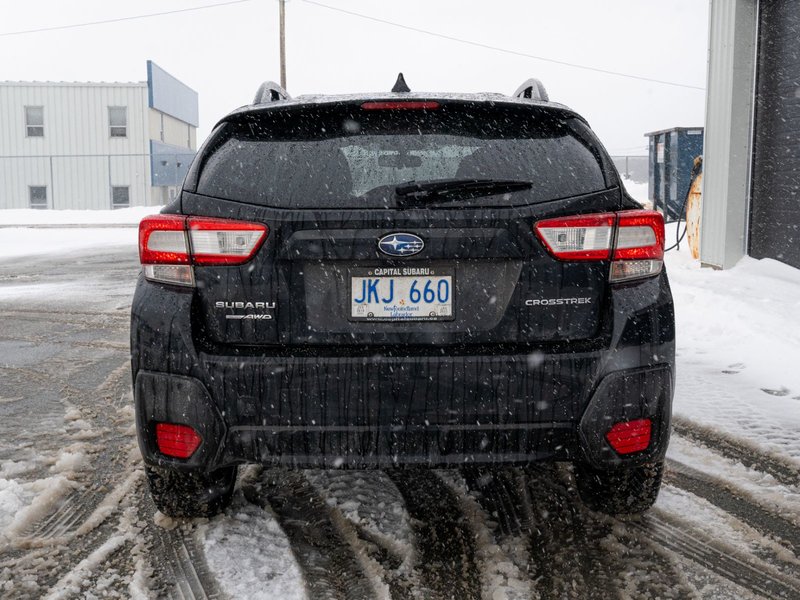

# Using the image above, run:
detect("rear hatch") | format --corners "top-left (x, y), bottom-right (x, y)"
top-left (181, 100), bottom-right (623, 349)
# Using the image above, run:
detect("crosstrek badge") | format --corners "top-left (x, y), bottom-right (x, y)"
top-left (525, 297), bottom-right (592, 306)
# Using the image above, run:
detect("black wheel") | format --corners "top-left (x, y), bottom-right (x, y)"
top-left (574, 460), bottom-right (664, 515)
top-left (145, 464), bottom-right (237, 518)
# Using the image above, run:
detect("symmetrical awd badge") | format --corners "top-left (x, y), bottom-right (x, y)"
top-left (378, 233), bottom-right (424, 257)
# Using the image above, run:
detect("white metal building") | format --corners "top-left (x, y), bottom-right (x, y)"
top-left (702, 0), bottom-right (800, 270)
top-left (0, 61), bottom-right (198, 210)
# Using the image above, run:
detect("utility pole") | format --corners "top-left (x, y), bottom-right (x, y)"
top-left (279, 0), bottom-right (287, 89)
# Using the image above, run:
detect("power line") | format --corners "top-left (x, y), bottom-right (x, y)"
top-left (301, 0), bottom-right (706, 92)
top-left (1, 0), bottom-right (707, 93)
top-left (0, 0), bottom-right (254, 37)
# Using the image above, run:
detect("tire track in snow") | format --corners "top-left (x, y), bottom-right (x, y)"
top-left (462, 467), bottom-right (530, 537)
top-left (149, 524), bottom-right (226, 600)
top-left (348, 522), bottom-right (416, 600)
top-left (136, 477), bottom-right (226, 600)
top-left (14, 361), bottom-right (135, 543)
top-left (243, 469), bottom-right (377, 600)
top-left (666, 459), bottom-right (800, 556)
top-left (0, 347), bottom-right (139, 596)
top-left (42, 537), bottom-right (134, 600)
top-left (466, 465), bottom-right (696, 600)
top-left (19, 483), bottom-right (111, 542)
top-left (522, 465), bottom-right (625, 600)
top-left (1, 472), bottom-right (144, 598)
top-left (672, 416), bottom-right (800, 489)
top-left (439, 469), bottom-right (535, 600)
top-left (527, 462), bottom-right (798, 599)
top-left (304, 470), bottom-right (426, 600)
top-left (629, 511), bottom-right (800, 600)
top-left (387, 468), bottom-right (481, 600)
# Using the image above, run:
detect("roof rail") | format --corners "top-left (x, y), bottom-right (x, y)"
top-left (513, 78), bottom-right (549, 102)
top-left (253, 81), bottom-right (291, 104)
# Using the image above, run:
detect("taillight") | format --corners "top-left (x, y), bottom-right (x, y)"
top-left (534, 213), bottom-right (615, 261)
top-left (155, 423), bottom-right (202, 459)
top-left (139, 215), bottom-right (190, 265)
top-left (188, 217), bottom-right (268, 265)
top-left (605, 419), bottom-right (652, 455)
top-left (533, 210), bottom-right (664, 282)
top-left (610, 210), bottom-right (664, 282)
top-left (139, 215), bottom-right (268, 286)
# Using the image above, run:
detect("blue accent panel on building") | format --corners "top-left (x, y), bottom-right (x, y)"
top-left (146, 61), bottom-right (154, 113)
top-left (150, 140), bottom-right (196, 187)
top-left (645, 127), bottom-right (704, 222)
top-left (147, 60), bottom-right (199, 127)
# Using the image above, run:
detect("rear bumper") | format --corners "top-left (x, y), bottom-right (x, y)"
top-left (132, 271), bottom-right (675, 470)
top-left (134, 357), bottom-right (672, 470)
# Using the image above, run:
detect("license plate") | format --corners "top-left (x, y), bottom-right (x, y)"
top-left (350, 267), bottom-right (454, 321)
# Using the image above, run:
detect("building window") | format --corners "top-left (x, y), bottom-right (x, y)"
top-left (25, 106), bottom-right (44, 137)
top-left (29, 186), bottom-right (47, 209)
top-left (109, 107), bottom-right (127, 137)
top-left (112, 186), bottom-right (130, 209)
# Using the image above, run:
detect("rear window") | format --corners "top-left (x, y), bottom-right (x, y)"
top-left (196, 103), bottom-right (611, 208)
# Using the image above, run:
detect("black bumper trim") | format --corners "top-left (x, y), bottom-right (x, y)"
top-left (134, 371), bottom-right (227, 472)
top-left (578, 365), bottom-right (673, 468)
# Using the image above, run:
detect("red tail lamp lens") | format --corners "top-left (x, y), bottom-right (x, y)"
top-left (533, 213), bottom-right (616, 260)
top-left (155, 423), bottom-right (202, 459)
top-left (614, 210), bottom-right (665, 260)
top-left (139, 215), bottom-right (190, 265)
top-left (605, 419), bottom-right (652, 455)
top-left (187, 217), bottom-right (268, 265)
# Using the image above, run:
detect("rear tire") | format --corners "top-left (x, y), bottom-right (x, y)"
top-left (145, 464), bottom-right (237, 518)
top-left (574, 460), bottom-right (664, 515)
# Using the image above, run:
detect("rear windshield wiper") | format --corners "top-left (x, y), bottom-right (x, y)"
top-left (394, 178), bottom-right (532, 205)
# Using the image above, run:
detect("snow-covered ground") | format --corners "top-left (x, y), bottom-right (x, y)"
top-left (0, 206), bottom-right (162, 226)
top-left (666, 229), bottom-right (800, 461)
top-left (0, 227), bottom-right (137, 261)
top-left (622, 176), bottom-right (651, 208)
top-left (0, 207), bottom-right (159, 261)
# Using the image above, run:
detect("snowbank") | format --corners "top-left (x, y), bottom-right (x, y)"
top-left (621, 176), bottom-right (651, 208)
top-left (0, 227), bottom-right (137, 261)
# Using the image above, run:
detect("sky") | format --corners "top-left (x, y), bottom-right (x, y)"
top-left (0, 0), bottom-right (709, 153)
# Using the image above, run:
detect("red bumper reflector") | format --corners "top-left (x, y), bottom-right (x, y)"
top-left (605, 419), bottom-right (652, 455)
top-left (155, 423), bottom-right (202, 459)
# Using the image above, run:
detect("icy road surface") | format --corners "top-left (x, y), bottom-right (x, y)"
top-left (0, 227), bottom-right (799, 599)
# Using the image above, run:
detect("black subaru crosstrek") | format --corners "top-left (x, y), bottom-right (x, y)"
top-left (131, 76), bottom-right (674, 518)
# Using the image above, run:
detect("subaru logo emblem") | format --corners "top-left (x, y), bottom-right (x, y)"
top-left (378, 233), bottom-right (424, 257)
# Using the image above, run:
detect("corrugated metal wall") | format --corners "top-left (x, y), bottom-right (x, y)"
top-left (700, 0), bottom-right (758, 269)
top-left (749, 0), bottom-right (800, 268)
top-left (0, 83), bottom-right (151, 209)
top-left (147, 109), bottom-right (194, 149)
